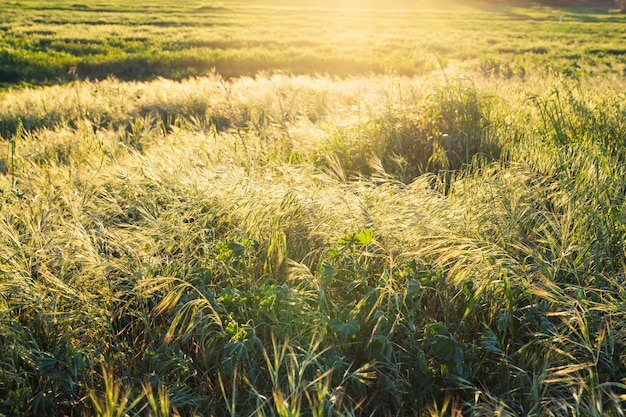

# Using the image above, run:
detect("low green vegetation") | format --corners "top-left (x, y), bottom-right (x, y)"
top-left (3, 0), bottom-right (626, 416)
top-left (3, 0), bottom-right (626, 87)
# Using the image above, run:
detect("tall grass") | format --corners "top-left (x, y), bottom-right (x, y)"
top-left (2, 72), bottom-right (626, 415)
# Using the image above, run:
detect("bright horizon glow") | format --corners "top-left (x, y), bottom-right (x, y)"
top-left (246, 0), bottom-right (442, 10)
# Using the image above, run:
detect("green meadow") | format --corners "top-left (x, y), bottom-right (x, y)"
top-left (3, 0), bottom-right (626, 416)
top-left (4, 0), bottom-right (626, 86)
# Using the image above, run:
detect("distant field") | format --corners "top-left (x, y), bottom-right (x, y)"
top-left (3, 0), bottom-right (626, 86)
top-left (4, 1), bottom-right (626, 417)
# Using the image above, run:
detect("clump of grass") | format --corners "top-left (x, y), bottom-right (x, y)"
top-left (317, 76), bottom-right (501, 181)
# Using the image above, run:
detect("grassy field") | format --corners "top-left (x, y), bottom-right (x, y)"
top-left (3, 0), bottom-right (626, 416)
top-left (4, 0), bottom-right (626, 87)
